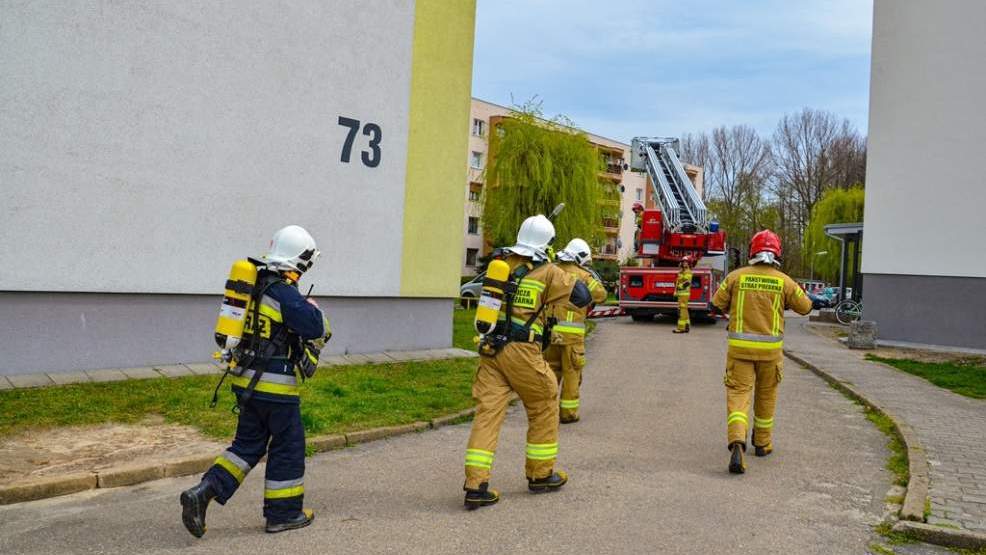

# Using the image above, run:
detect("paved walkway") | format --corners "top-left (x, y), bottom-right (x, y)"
top-left (0, 318), bottom-right (891, 554)
top-left (786, 318), bottom-right (986, 532)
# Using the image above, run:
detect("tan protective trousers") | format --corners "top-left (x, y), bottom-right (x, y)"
top-left (544, 343), bottom-right (586, 421)
top-left (677, 296), bottom-right (690, 330)
top-left (464, 341), bottom-right (560, 489)
top-left (724, 355), bottom-right (783, 448)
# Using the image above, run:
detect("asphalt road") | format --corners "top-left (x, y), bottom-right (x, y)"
top-left (0, 315), bottom-right (893, 554)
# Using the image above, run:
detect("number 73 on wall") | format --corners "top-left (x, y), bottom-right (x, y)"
top-left (338, 116), bottom-right (381, 168)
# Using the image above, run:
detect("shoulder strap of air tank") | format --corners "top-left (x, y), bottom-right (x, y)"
top-left (523, 261), bottom-right (548, 330)
top-left (233, 276), bottom-right (283, 413)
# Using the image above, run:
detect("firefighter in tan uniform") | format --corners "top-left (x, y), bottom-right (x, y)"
top-left (711, 230), bottom-right (812, 474)
top-left (673, 257), bottom-right (694, 334)
top-left (544, 238), bottom-right (607, 423)
top-left (463, 215), bottom-right (592, 509)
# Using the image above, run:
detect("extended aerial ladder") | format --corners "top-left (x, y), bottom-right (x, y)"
top-left (630, 137), bottom-right (708, 233)
top-left (628, 137), bottom-right (725, 264)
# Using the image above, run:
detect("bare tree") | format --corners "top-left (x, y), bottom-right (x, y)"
top-left (770, 108), bottom-right (866, 230)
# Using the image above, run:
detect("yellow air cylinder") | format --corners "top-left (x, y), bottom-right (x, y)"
top-left (474, 259), bottom-right (511, 336)
top-left (214, 259), bottom-right (258, 350)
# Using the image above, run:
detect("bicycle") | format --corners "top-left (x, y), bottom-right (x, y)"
top-left (834, 298), bottom-right (863, 325)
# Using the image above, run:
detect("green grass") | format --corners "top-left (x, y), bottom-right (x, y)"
top-left (863, 407), bottom-right (910, 487)
top-left (0, 357), bottom-right (477, 441)
top-left (867, 355), bottom-right (986, 399)
top-left (0, 307), bottom-right (586, 443)
top-left (453, 307), bottom-right (478, 350)
top-left (874, 522), bottom-right (916, 546)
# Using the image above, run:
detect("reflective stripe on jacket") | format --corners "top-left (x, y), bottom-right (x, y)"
top-left (550, 262), bottom-right (607, 345)
top-left (712, 264), bottom-right (813, 361)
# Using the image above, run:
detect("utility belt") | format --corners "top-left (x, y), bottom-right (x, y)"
top-left (478, 321), bottom-right (545, 357)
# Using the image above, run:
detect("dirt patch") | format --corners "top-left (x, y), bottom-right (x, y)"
top-left (0, 415), bottom-right (223, 485)
top-left (805, 323), bottom-right (986, 366)
top-left (806, 322), bottom-right (848, 342)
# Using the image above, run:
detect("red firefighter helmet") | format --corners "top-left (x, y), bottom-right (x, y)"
top-left (680, 255), bottom-right (693, 267)
top-left (632, 202), bottom-right (644, 213)
top-left (749, 230), bottom-right (782, 258)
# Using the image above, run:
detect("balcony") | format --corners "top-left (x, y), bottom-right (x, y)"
top-left (600, 218), bottom-right (620, 234)
top-left (596, 244), bottom-right (619, 260)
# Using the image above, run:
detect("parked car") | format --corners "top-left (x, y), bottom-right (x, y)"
top-left (820, 286), bottom-right (853, 303)
top-left (459, 273), bottom-right (485, 307)
top-left (808, 292), bottom-right (831, 310)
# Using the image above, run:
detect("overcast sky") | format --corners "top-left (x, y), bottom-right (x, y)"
top-left (472, 0), bottom-right (873, 143)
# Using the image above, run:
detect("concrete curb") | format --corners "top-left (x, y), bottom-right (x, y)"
top-left (893, 521), bottom-right (986, 550)
top-left (0, 406), bottom-right (478, 506)
top-left (784, 350), bottom-right (930, 524)
top-left (0, 472), bottom-right (97, 505)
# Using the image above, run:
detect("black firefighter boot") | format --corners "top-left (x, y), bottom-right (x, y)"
top-left (728, 442), bottom-right (746, 474)
top-left (266, 508), bottom-right (315, 533)
top-left (464, 482), bottom-right (500, 510)
top-left (528, 470), bottom-right (568, 493)
top-left (180, 479), bottom-right (217, 538)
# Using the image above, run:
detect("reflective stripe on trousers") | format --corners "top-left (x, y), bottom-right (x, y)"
top-left (465, 448), bottom-right (495, 469)
top-left (526, 442), bottom-right (558, 461)
top-left (265, 477), bottom-right (304, 499)
top-left (215, 450), bottom-right (253, 483)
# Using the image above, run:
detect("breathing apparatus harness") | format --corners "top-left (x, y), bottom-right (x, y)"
top-left (210, 263), bottom-right (319, 412)
top-left (479, 260), bottom-right (552, 357)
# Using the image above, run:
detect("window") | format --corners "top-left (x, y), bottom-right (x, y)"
top-left (636, 188), bottom-right (643, 201)
top-left (467, 217), bottom-right (479, 235)
top-left (466, 248), bottom-right (479, 266)
top-left (470, 151), bottom-right (483, 169)
top-left (468, 182), bottom-right (482, 202)
top-left (472, 118), bottom-right (485, 137)
top-left (469, 189), bottom-right (480, 202)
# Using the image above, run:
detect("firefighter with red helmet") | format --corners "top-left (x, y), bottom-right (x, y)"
top-left (712, 230), bottom-right (812, 474)
top-left (673, 256), bottom-right (694, 334)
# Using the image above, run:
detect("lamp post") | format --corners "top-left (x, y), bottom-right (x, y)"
top-left (810, 251), bottom-right (828, 282)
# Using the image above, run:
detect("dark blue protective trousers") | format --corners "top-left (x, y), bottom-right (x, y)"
top-left (203, 398), bottom-right (306, 523)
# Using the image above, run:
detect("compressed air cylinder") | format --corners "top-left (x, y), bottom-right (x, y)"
top-left (474, 259), bottom-right (511, 335)
top-left (214, 259), bottom-right (258, 350)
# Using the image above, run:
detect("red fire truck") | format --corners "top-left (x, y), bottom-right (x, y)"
top-left (618, 137), bottom-right (728, 322)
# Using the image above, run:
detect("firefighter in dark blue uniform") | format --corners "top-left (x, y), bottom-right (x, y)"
top-left (181, 225), bottom-right (330, 536)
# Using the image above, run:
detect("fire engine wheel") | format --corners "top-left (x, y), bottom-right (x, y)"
top-left (630, 313), bottom-right (653, 322)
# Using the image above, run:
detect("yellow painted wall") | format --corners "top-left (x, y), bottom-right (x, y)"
top-left (400, 0), bottom-right (477, 297)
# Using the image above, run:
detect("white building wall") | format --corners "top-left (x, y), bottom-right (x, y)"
top-left (864, 0), bottom-right (986, 279)
top-left (0, 1), bottom-right (416, 296)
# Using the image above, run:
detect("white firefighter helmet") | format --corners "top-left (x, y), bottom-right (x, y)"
top-left (263, 225), bottom-right (320, 273)
top-left (505, 215), bottom-right (555, 262)
top-left (557, 238), bottom-right (592, 266)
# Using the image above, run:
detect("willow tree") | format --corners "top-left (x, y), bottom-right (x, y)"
top-left (803, 185), bottom-right (865, 281)
top-left (482, 105), bottom-right (607, 250)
